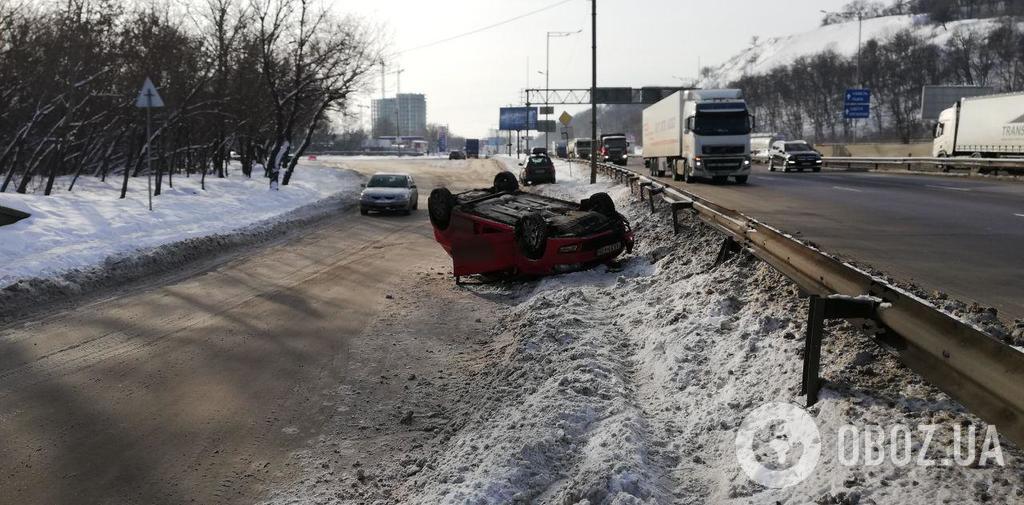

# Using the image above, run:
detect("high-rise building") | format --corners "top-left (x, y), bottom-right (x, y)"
top-left (371, 93), bottom-right (427, 139)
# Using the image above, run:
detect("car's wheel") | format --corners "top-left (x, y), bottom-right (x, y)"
top-left (768, 159), bottom-right (775, 171)
top-left (587, 192), bottom-right (617, 219)
top-left (515, 213), bottom-right (548, 260)
top-left (493, 171), bottom-right (519, 193)
top-left (812, 167), bottom-right (821, 173)
top-left (428, 188), bottom-right (456, 230)
top-left (360, 207), bottom-right (368, 216)
top-left (734, 175), bottom-right (749, 184)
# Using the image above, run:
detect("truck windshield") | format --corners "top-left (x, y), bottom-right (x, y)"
top-left (604, 138), bottom-right (627, 148)
top-left (694, 112), bottom-right (751, 136)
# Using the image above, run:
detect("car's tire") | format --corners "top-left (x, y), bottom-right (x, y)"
top-left (588, 192), bottom-right (617, 219)
top-left (812, 167), bottom-right (821, 173)
top-left (428, 188), bottom-right (456, 230)
top-left (493, 171), bottom-right (519, 193)
top-left (360, 207), bottom-right (368, 216)
top-left (515, 213), bottom-right (548, 261)
top-left (734, 175), bottom-right (749, 184)
top-left (768, 159), bottom-right (775, 171)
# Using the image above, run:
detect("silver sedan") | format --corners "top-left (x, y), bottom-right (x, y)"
top-left (359, 172), bottom-right (419, 215)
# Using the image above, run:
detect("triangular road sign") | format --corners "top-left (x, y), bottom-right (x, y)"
top-left (135, 78), bottom-right (165, 108)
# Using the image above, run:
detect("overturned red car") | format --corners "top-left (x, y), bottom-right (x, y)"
top-left (428, 172), bottom-right (634, 281)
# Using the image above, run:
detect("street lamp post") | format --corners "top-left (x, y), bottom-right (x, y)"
top-left (590, 0), bottom-right (597, 184)
top-left (545, 30), bottom-right (581, 150)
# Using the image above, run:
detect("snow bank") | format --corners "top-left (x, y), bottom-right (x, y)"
top-left (405, 159), bottom-right (1023, 504)
top-left (0, 164), bottom-right (361, 289)
top-left (709, 15), bottom-right (1008, 85)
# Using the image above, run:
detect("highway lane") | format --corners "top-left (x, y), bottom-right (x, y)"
top-left (628, 159), bottom-right (1024, 322)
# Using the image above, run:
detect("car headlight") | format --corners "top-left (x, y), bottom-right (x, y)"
top-left (788, 159), bottom-right (796, 164)
top-left (816, 160), bottom-right (823, 164)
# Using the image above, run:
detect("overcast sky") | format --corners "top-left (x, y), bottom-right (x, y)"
top-left (341, 0), bottom-right (851, 138)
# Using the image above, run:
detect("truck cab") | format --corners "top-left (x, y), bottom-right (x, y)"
top-left (933, 106), bottom-right (957, 157)
top-left (679, 92), bottom-right (753, 183)
top-left (600, 134), bottom-right (630, 166)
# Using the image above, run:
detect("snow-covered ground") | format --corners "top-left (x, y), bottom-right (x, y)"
top-left (402, 159), bottom-right (1022, 504)
top-left (0, 164), bottom-right (361, 290)
top-left (707, 15), bottom-right (1011, 85)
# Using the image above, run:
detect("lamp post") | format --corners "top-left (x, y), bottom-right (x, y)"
top-left (590, 0), bottom-right (597, 184)
top-left (545, 30), bottom-right (581, 149)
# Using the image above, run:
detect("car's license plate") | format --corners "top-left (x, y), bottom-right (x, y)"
top-left (597, 243), bottom-right (621, 256)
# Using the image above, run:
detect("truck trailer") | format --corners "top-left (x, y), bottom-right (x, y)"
top-left (933, 91), bottom-right (1024, 158)
top-left (642, 89), bottom-right (753, 184)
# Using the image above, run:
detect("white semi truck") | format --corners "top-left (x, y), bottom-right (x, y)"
top-left (642, 89), bottom-right (753, 184)
top-left (933, 91), bottom-right (1024, 158)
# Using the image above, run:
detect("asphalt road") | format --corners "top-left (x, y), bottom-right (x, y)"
top-left (628, 158), bottom-right (1024, 322)
top-left (0, 158), bottom-right (503, 504)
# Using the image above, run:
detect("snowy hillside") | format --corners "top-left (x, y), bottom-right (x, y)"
top-left (708, 14), bottom-right (1005, 84)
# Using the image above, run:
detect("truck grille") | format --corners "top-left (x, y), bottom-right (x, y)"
top-left (703, 145), bottom-right (745, 155)
top-left (704, 158), bottom-right (744, 171)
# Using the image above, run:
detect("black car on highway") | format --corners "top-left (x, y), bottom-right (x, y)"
top-left (768, 141), bottom-right (823, 172)
top-left (519, 155), bottom-right (556, 185)
top-left (449, 150), bottom-right (467, 160)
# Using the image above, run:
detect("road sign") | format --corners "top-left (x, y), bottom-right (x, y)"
top-left (539, 106), bottom-right (554, 115)
top-left (536, 120), bottom-right (557, 133)
top-left (558, 111), bottom-right (573, 126)
top-left (844, 104), bottom-right (871, 119)
top-left (844, 88), bottom-right (870, 119)
top-left (135, 78), bottom-right (165, 108)
top-left (845, 89), bottom-right (870, 104)
top-left (499, 107), bottom-right (538, 130)
top-left (438, 127), bottom-right (448, 152)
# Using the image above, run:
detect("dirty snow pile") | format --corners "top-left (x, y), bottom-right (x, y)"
top-left (402, 159), bottom-right (1023, 504)
top-left (0, 163), bottom-right (361, 289)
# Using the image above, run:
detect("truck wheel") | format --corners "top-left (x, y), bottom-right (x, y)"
top-left (683, 163), bottom-right (694, 184)
top-left (493, 171), bottom-right (519, 193)
top-left (515, 213), bottom-right (548, 260)
top-left (734, 175), bottom-right (749, 184)
top-left (587, 192), bottom-right (617, 219)
top-left (428, 188), bottom-right (456, 230)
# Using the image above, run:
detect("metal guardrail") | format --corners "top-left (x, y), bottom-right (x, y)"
top-left (572, 159), bottom-right (1024, 447)
top-left (822, 156), bottom-right (1024, 174)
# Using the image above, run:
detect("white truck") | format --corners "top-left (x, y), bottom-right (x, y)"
top-left (933, 91), bottom-right (1024, 158)
top-left (642, 89), bottom-right (753, 184)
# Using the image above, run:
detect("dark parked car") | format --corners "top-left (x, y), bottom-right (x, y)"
top-left (768, 141), bottom-right (823, 172)
top-left (360, 173), bottom-right (419, 215)
top-left (449, 150), bottom-right (467, 160)
top-left (427, 172), bottom-right (634, 281)
top-left (518, 155), bottom-right (556, 185)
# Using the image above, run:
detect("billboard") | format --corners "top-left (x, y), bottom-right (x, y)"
top-left (921, 85), bottom-right (995, 120)
top-left (499, 107), bottom-right (538, 130)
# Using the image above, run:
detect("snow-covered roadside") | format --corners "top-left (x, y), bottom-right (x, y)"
top-left (399, 159), bottom-right (1023, 504)
top-left (0, 163), bottom-right (361, 289)
top-left (0, 163), bottom-right (362, 322)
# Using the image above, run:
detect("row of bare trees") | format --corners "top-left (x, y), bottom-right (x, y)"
top-left (728, 18), bottom-right (1024, 143)
top-left (0, 0), bottom-right (381, 197)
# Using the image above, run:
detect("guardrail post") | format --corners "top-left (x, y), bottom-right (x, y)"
top-left (670, 201), bottom-right (694, 234)
top-left (714, 237), bottom-right (742, 266)
top-left (638, 181), bottom-right (652, 202)
top-left (647, 187), bottom-right (663, 214)
top-left (801, 295), bottom-right (882, 406)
